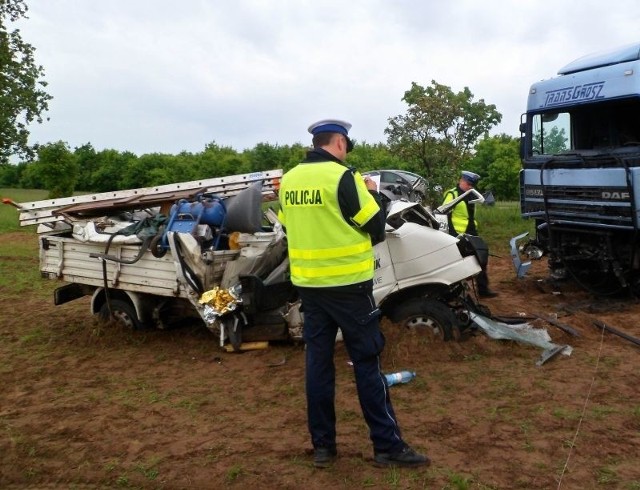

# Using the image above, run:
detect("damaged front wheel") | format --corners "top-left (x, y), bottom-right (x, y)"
top-left (391, 298), bottom-right (456, 341)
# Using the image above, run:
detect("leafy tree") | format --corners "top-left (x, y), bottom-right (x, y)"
top-left (146, 154), bottom-right (196, 186)
top-left (0, 0), bottom-right (52, 162)
top-left (195, 141), bottom-right (250, 178)
top-left (346, 142), bottom-right (407, 173)
top-left (464, 134), bottom-right (521, 200)
top-left (245, 142), bottom-right (305, 173)
top-left (32, 141), bottom-right (78, 198)
top-left (74, 143), bottom-right (97, 191)
top-left (0, 162), bottom-right (19, 186)
top-left (89, 149), bottom-right (137, 192)
top-left (385, 80), bottom-right (501, 205)
top-left (121, 153), bottom-right (181, 189)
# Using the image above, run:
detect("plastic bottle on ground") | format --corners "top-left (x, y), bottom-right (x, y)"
top-left (384, 370), bottom-right (416, 386)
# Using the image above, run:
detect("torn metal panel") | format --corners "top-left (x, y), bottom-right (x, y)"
top-left (509, 232), bottom-right (532, 278)
top-left (470, 312), bottom-right (572, 364)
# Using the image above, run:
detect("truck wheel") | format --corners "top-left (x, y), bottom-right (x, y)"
top-left (391, 298), bottom-right (456, 341)
top-left (99, 299), bottom-right (145, 330)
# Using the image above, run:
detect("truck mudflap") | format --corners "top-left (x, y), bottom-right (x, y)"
top-left (54, 283), bottom-right (93, 305)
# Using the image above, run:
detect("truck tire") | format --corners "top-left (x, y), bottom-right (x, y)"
top-left (391, 298), bottom-right (456, 341)
top-left (99, 299), bottom-right (146, 330)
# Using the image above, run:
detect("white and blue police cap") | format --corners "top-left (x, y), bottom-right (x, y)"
top-left (308, 119), bottom-right (352, 136)
top-left (461, 170), bottom-right (481, 185)
top-left (308, 119), bottom-right (354, 153)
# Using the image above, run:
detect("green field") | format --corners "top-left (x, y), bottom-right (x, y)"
top-left (0, 188), bottom-right (49, 234)
top-left (476, 201), bottom-right (536, 254)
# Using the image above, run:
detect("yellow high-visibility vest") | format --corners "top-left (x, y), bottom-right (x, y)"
top-left (279, 161), bottom-right (379, 287)
top-left (442, 187), bottom-right (477, 235)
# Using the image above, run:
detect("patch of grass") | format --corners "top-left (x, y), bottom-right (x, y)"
top-left (19, 327), bottom-right (48, 345)
top-left (277, 382), bottom-right (298, 397)
top-left (552, 407), bottom-right (581, 421)
top-left (589, 404), bottom-right (617, 420)
top-left (133, 456), bottom-right (161, 481)
top-left (476, 201), bottom-right (536, 255)
top-left (225, 463), bottom-right (243, 483)
top-left (0, 188), bottom-right (48, 233)
top-left (384, 466), bottom-right (401, 486)
top-left (463, 353), bottom-right (486, 362)
top-left (362, 475), bottom-right (376, 487)
top-left (104, 459), bottom-right (120, 472)
top-left (596, 466), bottom-right (619, 485)
top-left (339, 408), bottom-right (360, 422)
top-left (486, 404), bottom-right (514, 420)
top-left (520, 420), bottom-right (535, 452)
top-left (487, 378), bottom-right (521, 398)
top-left (444, 470), bottom-right (474, 490)
top-left (115, 474), bottom-right (129, 487)
top-left (600, 356), bottom-right (622, 368)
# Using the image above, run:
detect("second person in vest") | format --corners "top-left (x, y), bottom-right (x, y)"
top-left (442, 171), bottom-right (498, 298)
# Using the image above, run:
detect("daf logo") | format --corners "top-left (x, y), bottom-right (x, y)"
top-left (602, 191), bottom-right (630, 200)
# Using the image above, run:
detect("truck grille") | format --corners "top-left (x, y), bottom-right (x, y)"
top-left (521, 185), bottom-right (634, 227)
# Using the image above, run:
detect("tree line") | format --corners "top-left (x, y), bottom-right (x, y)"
top-left (0, 132), bottom-right (521, 204)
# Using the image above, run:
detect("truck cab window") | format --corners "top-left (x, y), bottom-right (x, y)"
top-left (531, 112), bottom-right (570, 155)
top-left (570, 99), bottom-right (640, 150)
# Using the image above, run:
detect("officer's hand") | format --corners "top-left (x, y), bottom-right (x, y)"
top-left (363, 177), bottom-right (377, 191)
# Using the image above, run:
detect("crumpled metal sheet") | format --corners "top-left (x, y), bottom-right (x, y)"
top-left (470, 312), bottom-right (572, 365)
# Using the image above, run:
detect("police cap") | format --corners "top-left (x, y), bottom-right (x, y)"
top-left (461, 170), bottom-right (481, 185)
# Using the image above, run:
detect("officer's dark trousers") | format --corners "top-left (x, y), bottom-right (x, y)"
top-left (476, 267), bottom-right (490, 292)
top-left (464, 234), bottom-right (491, 293)
top-left (297, 283), bottom-right (404, 453)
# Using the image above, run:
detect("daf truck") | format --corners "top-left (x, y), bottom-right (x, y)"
top-left (519, 42), bottom-right (640, 294)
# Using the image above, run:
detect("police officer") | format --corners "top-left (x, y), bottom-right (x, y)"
top-left (442, 170), bottom-right (498, 298)
top-left (278, 119), bottom-right (429, 468)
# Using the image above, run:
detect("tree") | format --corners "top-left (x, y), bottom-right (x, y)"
top-left (32, 141), bottom-right (78, 198)
top-left (244, 142), bottom-right (305, 173)
top-left (90, 149), bottom-right (137, 192)
top-left (345, 141), bottom-right (407, 173)
top-left (74, 143), bottom-right (97, 191)
top-left (0, 162), bottom-right (19, 186)
top-left (464, 134), bottom-right (521, 200)
top-left (385, 81), bottom-right (501, 204)
top-left (0, 0), bottom-right (52, 162)
top-left (195, 141), bottom-right (249, 178)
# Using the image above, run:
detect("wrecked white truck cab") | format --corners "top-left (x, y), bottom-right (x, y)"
top-left (11, 169), bottom-right (487, 350)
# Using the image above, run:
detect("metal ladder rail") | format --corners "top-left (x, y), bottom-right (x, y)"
top-left (13, 169), bottom-right (283, 227)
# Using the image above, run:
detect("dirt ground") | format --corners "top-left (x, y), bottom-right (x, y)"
top-left (1, 231), bottom-right (640, 489)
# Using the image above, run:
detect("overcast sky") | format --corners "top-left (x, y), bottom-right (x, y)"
top-left (15, 0), bottom-right (640, 156)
